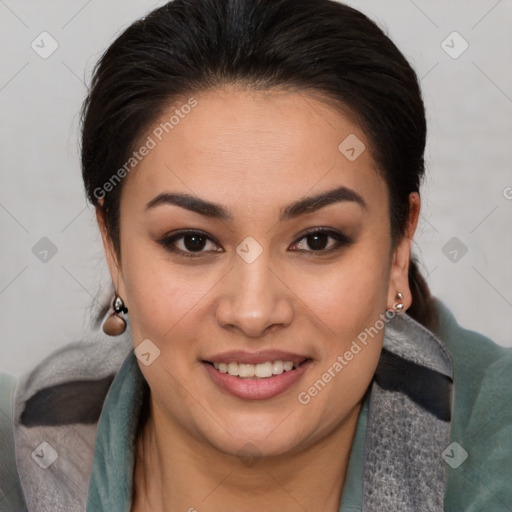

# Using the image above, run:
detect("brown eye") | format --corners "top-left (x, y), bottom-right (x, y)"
top-left (290, 228), bottom-right (353, 253)
top-left (304, 233), bottom-right (330, 251)
top-left (158, 230), bottom-right (222, 258)
top-left (181, 234), bottom-right (208, 251)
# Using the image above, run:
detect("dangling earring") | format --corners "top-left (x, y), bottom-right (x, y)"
top-left (103, 295), bottom-right (128, 336)
top-left (393, 291), bottom-right (405, 313)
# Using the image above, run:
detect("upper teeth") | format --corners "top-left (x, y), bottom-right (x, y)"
top-left (213, 360), bottom-right (296, 378)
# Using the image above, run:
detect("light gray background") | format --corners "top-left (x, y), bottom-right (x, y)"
top-left (1, 0), bottom-right (511, 377)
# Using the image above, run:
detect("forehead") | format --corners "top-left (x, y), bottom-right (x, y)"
top-left (121, 87), bottom-right (386, 216)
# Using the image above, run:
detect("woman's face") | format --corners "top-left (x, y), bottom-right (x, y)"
top-left (100, 86), bottom-right (416, 459)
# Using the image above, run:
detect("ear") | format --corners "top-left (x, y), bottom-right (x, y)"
top-left (95, 201), bottom-right (125, 298)
top-left (387, 192), bottom-right (421, 311)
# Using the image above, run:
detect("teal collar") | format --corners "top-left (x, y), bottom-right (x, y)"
top-left (86, 351), bottom-right (147, 512)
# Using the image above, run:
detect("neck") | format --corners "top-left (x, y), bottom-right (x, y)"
top-left (131, 393), bottom-right (361, 512)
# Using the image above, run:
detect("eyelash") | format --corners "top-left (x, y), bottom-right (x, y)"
top-left (157, 228), bottom-right (354, 259)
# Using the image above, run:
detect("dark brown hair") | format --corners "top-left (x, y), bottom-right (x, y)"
top-left (81, 0), bottom-right (437, 330)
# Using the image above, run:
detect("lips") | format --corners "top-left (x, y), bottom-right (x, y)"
top-left (202, 350), bottom-right (312, 400)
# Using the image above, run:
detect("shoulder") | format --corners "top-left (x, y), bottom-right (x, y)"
top-left (0, 372), bottom-right (18, 458)
top-left (433, 297), bottom-right (512, 427)
top-left (433, 298), bottom-right (512, 401)
top-left (0, 371), bottom-right (27, 509)
top-left (1, 332), bottom-right (133, 512)
top-left (432, 299), bottom-right (512, 510)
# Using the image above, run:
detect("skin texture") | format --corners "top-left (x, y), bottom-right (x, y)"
top-left (97, 86), bottom-right (420, 512)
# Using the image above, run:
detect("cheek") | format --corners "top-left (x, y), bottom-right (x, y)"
top-left (297, 258), bottom-right (389, 427)
top-left (301, 242), bottom-right (391, 341)
top-left (294, 235), bottom-right (390, 403)
top-left (118, 237), bottom-right (214, 344)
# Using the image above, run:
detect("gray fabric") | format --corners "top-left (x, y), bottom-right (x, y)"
top-left (11, 333), bottom-right (132, 512)
top-left (362, 313), bottom-right (454, 511)
top-left (382, 312), bottom-right (453, 378)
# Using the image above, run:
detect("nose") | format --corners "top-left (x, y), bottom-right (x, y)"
top-left (215, 253), bottom-right (294, 338)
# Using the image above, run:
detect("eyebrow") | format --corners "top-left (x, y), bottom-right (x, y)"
top-left (145, 185), bottom-right (367, 222)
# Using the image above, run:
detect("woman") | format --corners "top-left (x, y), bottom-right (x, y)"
top-left (1, 0), bottom-right (511, 511)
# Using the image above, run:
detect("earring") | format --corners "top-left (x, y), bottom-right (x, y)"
top-left (103, 295), bottom-right (128, 336)
top-left (394, 292), bottom-right (404, 313)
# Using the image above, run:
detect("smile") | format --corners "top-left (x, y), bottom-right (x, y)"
top-left (203, 358), bottom-right (312, 400)
top-left (212, 360), bottom-right (299, 379)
